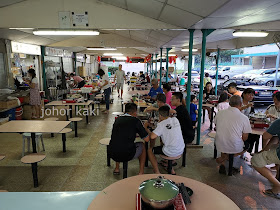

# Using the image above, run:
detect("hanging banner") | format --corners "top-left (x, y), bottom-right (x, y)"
top-left (45, 47), bottom-right (64, 57)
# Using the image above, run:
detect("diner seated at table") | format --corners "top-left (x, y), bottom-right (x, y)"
top-left (108, 103), bottom-right (150, 175)
top-left (144, 106), bottom-right (185, 175)
top-left (145, 79), bottom-right (163, 100)
top-left (203, 82), bottom-right (215, 121)
top-left (215, 95), bottom-right (252, 174)
top-left (182, 84), bottom-right (195, 107)
top-left (241, 88), bottom-right (260, 156)
top-left (226, 82), bottom-right (242, 97)
top-left (171, 92), bottom-right (195, 144)
top-left (251, 119), bottom-right (280, 199)
top-left (266, 92), bottom-right (280, 122)
top-left (216, 92), bottom-right (229, 112)
top-left (162, 83), bottom-right (175, 109)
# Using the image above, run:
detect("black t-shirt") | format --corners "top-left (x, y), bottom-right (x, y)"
top-left (108, 115), bottom-right (148, 162)
top-left (175, 105), bottom-right (195, 144)
top-left (203, 89), bottom-right (215, 100)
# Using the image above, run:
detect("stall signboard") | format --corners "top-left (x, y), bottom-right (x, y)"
top-left (76, 53), bottom-right (85, 62)
top-left (45, 47), bottom-right (64, 57)
top-left (11, 41), bottom-right (41, 55)
top-left (63, 50), bottom-right (73, 58)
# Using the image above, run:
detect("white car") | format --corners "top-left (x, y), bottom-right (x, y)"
top-left (205, 66), bottom-right (222, 78)
top-left (180, 71), bottom-right (200, 84)
top-left (218, 65), bottom-right (253, 80)
top-left (233, 68), bottom-right (276, 80)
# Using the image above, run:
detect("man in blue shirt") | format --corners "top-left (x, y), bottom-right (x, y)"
top-left (252, 119), bottom-right (280, 199)
top-left (146, 78), bottom-right (163, 100)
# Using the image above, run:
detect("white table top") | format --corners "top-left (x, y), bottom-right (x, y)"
top-left (88, 174), bottom-right (240, 210)
top-left (251, 127), bottom-right (266, 135)
top-left (0, 120), bottom-right (70, 133)
top-left (46, 100), bottom-right (93, 106)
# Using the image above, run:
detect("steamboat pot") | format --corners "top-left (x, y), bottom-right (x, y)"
top-left (139, 176), bottom-right (179, 209)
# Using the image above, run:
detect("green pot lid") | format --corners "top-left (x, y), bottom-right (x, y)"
top-left (139, 176), bottom-right (179, 202)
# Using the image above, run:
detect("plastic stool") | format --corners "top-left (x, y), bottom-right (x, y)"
top-left (22, 133), bottom-right (45, 157)
top-left (160, 154), bottom-right (182, 174)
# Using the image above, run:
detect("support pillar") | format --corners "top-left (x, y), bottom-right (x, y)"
top-left (160, 48), bottom-right (163, 87)
top-left (215, 48), bottom-right (220, 95)
top-left (166, 48), bottom-right (171, 83)
top-left (186, 29), bottom-right (195, 113)
top-left (41, 46), bottom-right (47, 92)
top-left (275, 50), bottom-right (280, 87)
top-left (196, 29), bottom-right (215, 145)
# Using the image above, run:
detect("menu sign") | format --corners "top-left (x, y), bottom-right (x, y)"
top-left (45, 47), bottom-right (64, 57)
top-left (11, 41), bottom-right (41, 55)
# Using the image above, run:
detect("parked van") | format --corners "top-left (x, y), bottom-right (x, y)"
top-left (218, 65), bottom-right (253, 80)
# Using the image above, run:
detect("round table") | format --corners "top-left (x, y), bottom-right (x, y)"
top-left (88, 174), bottom-right (240, 210)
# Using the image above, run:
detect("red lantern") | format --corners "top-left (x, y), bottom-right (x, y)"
top-left (129, 60), bottom-right (132, 63)
top-left (97, 56), bottom-right (101, 63)
top-left (113, 59), bottom-right (115, 63)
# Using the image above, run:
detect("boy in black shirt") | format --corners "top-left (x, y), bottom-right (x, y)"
top-left (108, 103), bottom-right (150, 175)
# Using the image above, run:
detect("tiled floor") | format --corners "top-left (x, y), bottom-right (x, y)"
top-left (0, 85), bottom-right (279, 209)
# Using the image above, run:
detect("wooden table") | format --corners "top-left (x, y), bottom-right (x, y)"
top-left (45, 100), bottom-right (94, 124)
top-left (251, 127), bottom-right (266, 135)
top-left (88, 174), bottom-right (240, 210)
top-left (0, 120), bottom-right (70, 153)
top-left (202, 103), bottom-right (216, 130)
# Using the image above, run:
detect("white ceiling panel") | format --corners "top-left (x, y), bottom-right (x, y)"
top-left (224, 12), bottom-right (280, 28)
top-left (99, 0), bottom-right (127, 9)
top-left (0, 29), bottom-right (30, 40)
top-left (209, 0), bottom-right (280, 17)
top-left (17, 35), bottom-right (56, 46)
top-left (167, 0), bottom-right (229, 17)
top-left (156, 30), bottom-right (183, 37)
top-left (0, 0), bottom-right (26, 8)
top-left (193, 17), bottom-right (243, 29)
top-left (233, 20), bottom-right (280, 30)
top-left (113, 30), bottom-right (131, 38)
top-left (159, 5), bottom-right (202, 28)
top-left (149, 31), bottom-right (173, 42)
top-left (127, 0), bottom-right (163, 19)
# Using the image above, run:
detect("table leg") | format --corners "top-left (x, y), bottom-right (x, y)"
top-left (31, 162), bottom-right (38, 188)
top-left (74, 121), bottom-right (78, 137)
top-left (69, 105), bottom-right (73, 118)
top-left (31, 133), bottom-right (37, 153)
top-left (62, 133), bottom-right (66, 153)
top-left (145, 142), bottom-right (149, 167)
top-left (86, 108), bottom-right (89, 124)
top-left (106, 145), bottom-right (111, 167)
top-left (210, 107), bottom-right (214, 130)
top-left (228, 154), bottom-right (234, 176)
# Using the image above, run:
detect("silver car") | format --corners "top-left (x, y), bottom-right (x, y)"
top-left (253, 72), bottom-right (280, 87)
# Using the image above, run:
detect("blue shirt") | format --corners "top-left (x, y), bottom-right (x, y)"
top-left (266, 119), bottom-right (280, 159)
top-left (148, 87), bottom-right (163, 99)
top-left (190, 103), bottom-right (197, 122)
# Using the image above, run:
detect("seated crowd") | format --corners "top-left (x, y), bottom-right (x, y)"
top-left (109, 78), bottom-right (280, 199)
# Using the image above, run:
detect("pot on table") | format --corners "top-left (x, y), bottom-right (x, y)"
top-left (139, 176), bottom-right (179, 209)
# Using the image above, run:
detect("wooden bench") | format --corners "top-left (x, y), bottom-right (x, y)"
top-left (21, 153), bottom-right (46, 188)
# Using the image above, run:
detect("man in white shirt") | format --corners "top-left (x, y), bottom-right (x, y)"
top-left (214, 95), bottom-right (252, 174)
top-left (144, 106), bottom-right (185, 175)
top-left (114, 64), bottom-right (126, 99)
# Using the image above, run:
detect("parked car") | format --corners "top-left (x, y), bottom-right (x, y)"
top-left (180, 71), bottom-right (200, 84)
top-left (218, 65), bottom-right (253, 80)
top-left (234, 68), bottom-right (276, 81)
top-left (252, 72), bottom-right (280, 87)
top-left (205, 66), bottom-right (222, 78)
top-left (237, 85), bottom-right (278, 105)
top-left (216, 79), bottom-right (248, 95)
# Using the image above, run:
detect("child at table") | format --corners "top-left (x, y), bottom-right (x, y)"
top-left (190, 95), bottom-right (198, 128)
top-left (217, 92), bottom-right (229, 112)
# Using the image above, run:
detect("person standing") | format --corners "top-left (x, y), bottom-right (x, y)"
top-left (114, 64), bottom-right (126, 99)
top-left (24, 69), bottom-right (41, 118)
top-left (98, 69), bottom-right (111, 114)
top-left (203, 73), bottom-right (212, 88)
top-left (70, 73), bottom-right (85, 88)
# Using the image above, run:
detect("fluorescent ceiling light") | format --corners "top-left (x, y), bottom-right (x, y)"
top-left (33, 30), bottom-right (100, 36)
top-left (104, 53), bottom-right (123, 56)
top-left (112, 56), bottom-right (127, 60)
top-left (168, 54), bottom-right (176, 56)
top-left (87, 48), bottom-right (116, 51)
top-left (181, 49), bottom-right (198, 52)
top-left (232, 31), bottom-right (268, 37)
